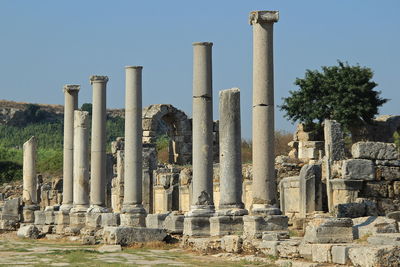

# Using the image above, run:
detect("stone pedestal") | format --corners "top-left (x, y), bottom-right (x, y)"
top-left (120, 213), bottom-right (145, 227)
top-left (249, 10), bottom-right (280, 214)
top-left (54, 210), bottom-right (70, 234)
top-left (122, 66), bottom-right (146, 224)
top-left (61, 85), bottom-right (80, 212)
top-left (88, 75), bottom-right (109, 213)
top-left (184, 42), bottom-right (215, 236)
top-left (243, 215), bottom-right (288, 239)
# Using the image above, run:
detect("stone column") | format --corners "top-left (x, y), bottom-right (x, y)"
top-left (243, 11), bottom-right (288, 239)
top-left (183, 42), bottom-right (215, 236)
top-left (210, 88), bottom-right (248, 236)
top-left (23, 136), bottom-right (38, 206)
top-left (71, 110), bottom-right (90, 213)
top-left (22, 136), bottom-right (38, 222)
top-left (250, 10), bottom-right (280, 215)
top-left (121, 66), bottom-right (146, 227)
top-left (60, 84), bottom-right (80, 212)
top-left (88, 75), bottom-right (109, 213)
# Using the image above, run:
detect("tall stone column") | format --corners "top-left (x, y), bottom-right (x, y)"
top-left (244, 10), bottom-right (288, 239)
top-left (183, 42), bottom-right (215, 236)
top-left (23, 136), bottom-right (38, 206)
top-left (22, 136), bottom-right (39, 222)
top-left (121, 66), bottom-right (146, 227)
top-left (210, 88), bottom-right (248, 236)
top-left (250, 10), bottom-right (280, 215)
top-left (71, 111), bottom-right (90, 213)
top-left (88, 75), bottom-right (109, 213)
top-left (60, 85), bottom-right (80, 212)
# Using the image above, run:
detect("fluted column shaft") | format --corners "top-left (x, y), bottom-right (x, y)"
top-left (123, 66), bottom-right (145, 214)
top-left (250, 11), bottom-right (280, 214)
top-left (61, 85), bottom-right (79, 211)
top-left (89, 75), bottom-right (108, 212)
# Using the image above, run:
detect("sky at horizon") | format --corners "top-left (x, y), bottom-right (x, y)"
top-left (0, 0), bottom-right (399, 139)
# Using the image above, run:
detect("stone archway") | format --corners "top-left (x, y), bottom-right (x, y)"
top-left (142, 104), bottom-right (192, 165)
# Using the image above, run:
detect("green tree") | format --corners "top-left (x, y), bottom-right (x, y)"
top-left (81, 103), bottom-right (93, 115)
top-left (280, 61), bottom-right (388, 134)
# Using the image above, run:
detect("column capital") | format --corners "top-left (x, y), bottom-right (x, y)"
top-left (89, 75), bottom-right (109, 84)
top-left (193, 42), bottom-right (213, 47)
top-left (63, 84), bottom-right (80, 94)
top-left (125, 66), bottom-right (143, 70)
top-left (249, 11), bottom-right (279, 25)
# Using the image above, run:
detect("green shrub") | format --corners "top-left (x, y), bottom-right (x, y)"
top-left (0, 161), bottom-right (22, 183)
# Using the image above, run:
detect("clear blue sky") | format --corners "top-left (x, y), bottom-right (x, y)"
top-left (0, 0), bottom-right (399, 139)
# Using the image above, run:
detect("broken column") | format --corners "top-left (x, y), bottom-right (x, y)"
top-left (22, 136), bottom-right (38, 222)
top-left (60, 85), bottom-right (80, 212)
top-left (244, 10), bottom-right (288, 238)
top-left (210, 88), bottom-right (248, 236)
top-left (70, 110), bottom-right (90, 213)
top-left (88, 75), bottom-right (109, 213)
top-left (121, 66), bottom-right (146, 227)
top-left (183, 42), bottom-right (215, 236)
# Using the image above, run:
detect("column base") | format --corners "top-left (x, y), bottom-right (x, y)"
top-left (87, 205), bottom-right (109, 213)
top-left (251, 204), bottom-right (282, 216)
top-left (22, 205), bottom-right (39, 223)
top-left (210, 215), bottom-right (246, 237)
top-left (243, 214), bottom-right (288, 239)
top-left (60, 203), bottom-right (74, 212)
top-left (121, 204), bottom-right (146, 215)
top-left (183, 205), bottom-right (215, 237)
top-left (120, 213), bottom-right (146, 227)
top-left (70, 205), bottom-right (89, 213)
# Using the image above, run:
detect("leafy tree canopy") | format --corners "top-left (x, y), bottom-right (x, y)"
top-left (280, 61), bottom-right (388, 132)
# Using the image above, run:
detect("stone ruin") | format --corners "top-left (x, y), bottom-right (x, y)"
top-left (1, 9), bottom-right (400, 267)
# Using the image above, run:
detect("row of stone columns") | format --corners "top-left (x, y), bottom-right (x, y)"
top-left (184, 10), bottom-right (287, 236)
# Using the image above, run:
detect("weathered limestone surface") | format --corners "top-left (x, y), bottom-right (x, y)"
top-left (324, 120), bottom-right (345, 161)
top-left (250, 10), bottom-right (280, 214)
top-left (23, 136), bottom-right (38, 206)
top-left (61, 84), bottom-right (79, 212)
top-left (348, 245), bottom-right (400, 267)
top-left (299, 164), bottom-right (322, 218)
top-left (103, 226), bottom-right (167, 245)
top-left (17, 225), bottom-right (39, 239)
top-left (352, 216), bottom-right (399, 239)
top-left (71, 111), bottom-right (89, 213)
top-left (352, 141), bottom-right (399, 160)
top-left (89, 75), bottom-right (109, 213)
top-left (122, 66), bottom-right (146, 222)
top-left (279, 176), bottom-right (300, 218)
top-left (342, 159), bottom-right (375, 180)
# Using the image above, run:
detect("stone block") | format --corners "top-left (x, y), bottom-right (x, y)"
top-left (103, 226), bottom-right (167, 246)
top-left (34, 211), bottom-right (46, 225)
top-left (298, 242), bottom-right (313, 260)
top-left (333, 202), bottom-right (366, 218)
top-left (360, 182), bottom-right (389, 198)
top-left (262, 231), bottom-right (290, 241)
top-left (210, 215), bottom-right (244, 236)
top-left (303, 217), bottom-right (354, 243)
top-left (163, 212), bottom-right (184, 234)
top-left (98, 245), bottom-right (122, 253)
top-left (120, 213), bottom-right (146, 227)
top-left (221, 235), bottom-right (242, 253)
top-left (183, 216), bottom-right (211, 237)
top-left (367, 233), bottom-right (400, 245)
top-left (376, 166), bottom-right (400, 181)
top-left (82, 236), bottom-right (96, 245)
top-left (39, 225), bottom-right (54, 234)
top-left (44, 211), bottom-right (55, 225)
top-left (342, 159), bottom-right (374, 180)
top-left (86, 213), bottom-right (102, 228)
top-left (243, 215), bottom-right (288, 239)
top-left (69, 212), bottom-right (86, 228)
top-left (352, 141), bottom-right (398, 160)
top-left (299, 164), bottom-right (322, 218)
top-left (387, 211), bottom-right (400, 222)
top-left (54, 211), bottom-right (70, 225)
top-left (0, 219), bottom-right (18, 230)
top-left (145, 213), bottom-right (168, 229)
top-left (349, 245), bottom-right (400, 267)
top-left (17, 225), bottom-right (39, 239)
top-left (324, 120), bottom-right (345, 161)
top-left (276, 239), bottom-right (301, 258)
top-left (331, 245), bottom-right (351, 265)
top-left (1, 198), bottom-right (20, 220)
top-left (352, 216), bottom-right (399, 239)
top-left (101, 213), bottom-right (120, 227)
top-left (258, 240), bottom-right (279, 257)
top-left (311, 244), bottom-right (332, 263)
top-left (22, 208), bottom-right (35, 223)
